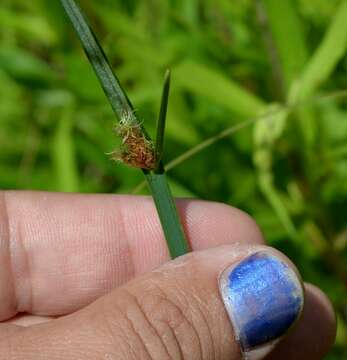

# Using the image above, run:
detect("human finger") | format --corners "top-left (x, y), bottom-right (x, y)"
top-left (0, 191), bottom-right (264, 320)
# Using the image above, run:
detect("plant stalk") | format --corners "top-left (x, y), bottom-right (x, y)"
top-left (59, 0), bottom-right (190, 258)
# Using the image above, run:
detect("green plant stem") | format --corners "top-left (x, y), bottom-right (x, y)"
top-left (145, 172), bottom-right (190, 257)
top-left (59, 0), bottom-right (189, 259)
top-left (147, 69), bottom-right (190, 258)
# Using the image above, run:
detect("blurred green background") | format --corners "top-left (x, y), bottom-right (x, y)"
top-left (1, 0), bottom-right (347, 357)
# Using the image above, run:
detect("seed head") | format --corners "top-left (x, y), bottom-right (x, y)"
top-left (110, 111), bottom-right (156, 170)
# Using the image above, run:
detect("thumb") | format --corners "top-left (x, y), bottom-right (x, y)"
top-left (2, 245), bottom-right (306, 359)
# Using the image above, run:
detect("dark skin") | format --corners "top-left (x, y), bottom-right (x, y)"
top-left (0, 191), bottom-right (336, 359)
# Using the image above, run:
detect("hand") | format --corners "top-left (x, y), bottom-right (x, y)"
top-left (0, 192), bottom-right (335, 359)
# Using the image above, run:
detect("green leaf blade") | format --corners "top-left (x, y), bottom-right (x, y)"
top-left (60, 0), bottom-right (133, 121)
top-left (155, 69), bottom-right (171, 173)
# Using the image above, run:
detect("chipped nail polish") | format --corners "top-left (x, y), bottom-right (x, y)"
top-left (219, 251), bottom-right (304, 360)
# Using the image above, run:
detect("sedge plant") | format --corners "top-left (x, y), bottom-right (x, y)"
top-left (59, 0), bottom-right (190, 258)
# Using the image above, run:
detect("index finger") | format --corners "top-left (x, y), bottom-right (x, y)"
top-left (0, 191), bottom-right (264, 320)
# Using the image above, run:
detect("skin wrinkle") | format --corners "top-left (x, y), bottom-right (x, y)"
top-left (180, 257), bottom-right (222, 360)
top-left (142, 284), bottom-right (188, 360)
top-left (162, 320), bottom-right (185, 360)
top-left (182, 296), bottom-right (206, 360)
top-left (144, 275), bottom-right (204, 360)
top-left (108, 291), bottom-right (153, 360)
top-left (99, 301), bottom-right (141, 360)
top-left (129, 288), bottom-right (185, 360)
top-left (158, 311), bottom-right (185, 360)
top-left (124, 277), bottom-right (189, 359)
top-left (137, 279), bottom-right (185, 360)
top-left (154, 292), bottom-right (200, 360)
top-left (190, 292), bottom-right (216, 360)
top-left (129, 291), bottom-right (173, 359)
top-left (166, 282), bottom-right (204, 360)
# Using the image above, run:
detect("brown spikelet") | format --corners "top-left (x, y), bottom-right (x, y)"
top-left (110, 114), bottom-right (156, 170)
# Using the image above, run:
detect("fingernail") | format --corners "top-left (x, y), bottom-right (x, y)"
top-left (219, 250), bottom-right (304, 360)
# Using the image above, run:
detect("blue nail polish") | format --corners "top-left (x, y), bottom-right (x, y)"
top-left (219, 251), bottom-right (303, 358)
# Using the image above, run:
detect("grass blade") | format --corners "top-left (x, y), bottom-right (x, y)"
top-left (147, 69), bottom-right (189, 258)
top-left (60, 0), bottom-right (134, 121)
top-left (155, 69), bottom-right (171, 173)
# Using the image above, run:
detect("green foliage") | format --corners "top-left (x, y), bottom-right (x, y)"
top-left (1, 0), bottom-right (347, 356)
